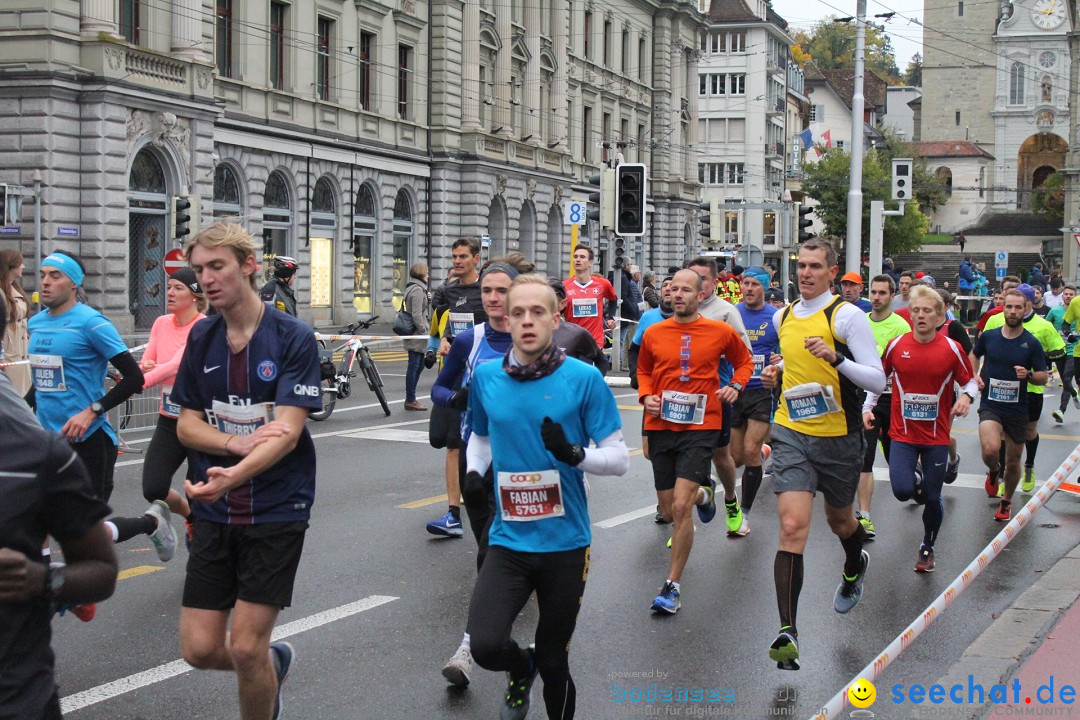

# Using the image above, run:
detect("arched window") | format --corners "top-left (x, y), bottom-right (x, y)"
top-left (310, 176), bottom-right (337, 308)
top-left (392, 189), bottom-right (413, 309)
top-left (128, 147), bottom-right (170, 329)
top-left (1009, 62), bottom-right (1025, 105)
top-left (262, 170), bottom-right (293, 282)
top-left (129, 150), bottom-right (167, 194)
top-left (936, 166), bottom-right (953, 197)
top-left (352, 184), bottom-right (378, 314)
top-left (213, 163), bottom-right (243, 218)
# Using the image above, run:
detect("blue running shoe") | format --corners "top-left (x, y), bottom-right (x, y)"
top-left (697, 477), bottom-right (717, 524)
top-left (426, 511), bottom-right (464, 537)
top-left (270, 641), bottom-right (295, 720)
top-left (651, 581), bottom-right (681, 614)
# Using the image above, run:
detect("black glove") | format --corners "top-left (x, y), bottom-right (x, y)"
top-left (449, 386), bottom-right (470, 411)
top-left (461, 470), bottom-right (488, 507)
top-left (424, 350), bottom-right (438, 369)
top-left (541, 416), bottom-right (585, 466)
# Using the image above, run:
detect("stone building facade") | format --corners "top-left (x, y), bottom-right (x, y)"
top-left (0, 0), bottom-right (705, 332)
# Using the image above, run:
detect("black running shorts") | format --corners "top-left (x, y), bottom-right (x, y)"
top-left (647, 429), bottom-right (721, 491)
top-left (730, 387), bottom-right (775, 428)
top-left (978, 407), bottom-right (1028, 446)
top-left (183, 519), bottom-right (308, 610)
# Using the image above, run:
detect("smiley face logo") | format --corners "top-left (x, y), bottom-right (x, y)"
top-left (848, 678), bottom-right (876, 708)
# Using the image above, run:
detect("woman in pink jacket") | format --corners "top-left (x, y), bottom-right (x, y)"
top-left (104, 268), bottom-right (206, 561)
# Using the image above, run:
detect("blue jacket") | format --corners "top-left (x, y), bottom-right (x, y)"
top-left (957, 260), bottom-right (976, 290)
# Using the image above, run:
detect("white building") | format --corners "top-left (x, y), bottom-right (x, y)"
top-left (696, 0), bottom-right (795, 255)
top-left (918, 141), bottom-right (995, 234)
top-left (0, 0), bottom-right (706, 332)
top-left (883, 86), bottom-right (922, 140)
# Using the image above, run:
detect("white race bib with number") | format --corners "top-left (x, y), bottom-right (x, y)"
top-left (901, 392), bottom-right (939, 421)
top-left (659, 390), bottom-right (707, 425)
top-left (208, 400), bottom-right (274, 435)
top-left (751, 354), bottom-right (766, 379)
top-left (571, 298), bottom-right (599, 318)
top-left (448, 312), bottom-right (475, 337)
top-left (29, 354), bottom-right (66, 392)
top-left (161, 385), bottom-right (182, 418)
top-left (498, 470), bottom-right (565, 521)
top-left (783, 383), bottom-right (841, 421)
top-left (988, 378), bottom-right (1020, 404)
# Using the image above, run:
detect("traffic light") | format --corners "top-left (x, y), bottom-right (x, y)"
top-left (796, 202), bottom-right (815, 242)
top-left (614, 234), bottom-right (627, 269)
top-left (892, 158), bottom-right (913, 201)
top-left (171, 195), bottom-right (200, 244)
top-left (615, 163), bottom-right (647, 236)
top-left (699, 199), bottom-right (722, 245)
top-left (587, 168), bottom-right (615, 230)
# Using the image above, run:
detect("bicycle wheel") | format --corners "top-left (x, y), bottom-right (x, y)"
top-left (308, 377), bottom-right (337, 421)
top-left (359, 348), bottom-right (391, 416)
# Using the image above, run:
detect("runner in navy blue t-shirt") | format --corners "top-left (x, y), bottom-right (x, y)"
top-left (172, 222), bottom-right (320, 720)
top-left (973, 289), bottom-right (1048, 522)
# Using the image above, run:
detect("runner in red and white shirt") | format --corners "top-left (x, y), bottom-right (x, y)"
top-left (563, 245), bottom-right (616, 347)
top-left (863, 285), bottom-right (978, 574)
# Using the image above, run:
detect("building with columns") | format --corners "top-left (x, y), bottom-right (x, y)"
top-left (0, 0), bottom-right (705, 332)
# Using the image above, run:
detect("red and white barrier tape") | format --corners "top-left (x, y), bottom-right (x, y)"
top-left (313, 333), bottom-right (427, 342)
top-left (807, 445), bottom-right (1080, 720)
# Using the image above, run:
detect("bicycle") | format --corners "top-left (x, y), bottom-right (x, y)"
top-left (310, 316), bottom-right (390, 421)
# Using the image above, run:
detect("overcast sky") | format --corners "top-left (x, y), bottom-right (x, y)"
top-left (770, 0), bottom-right (925, 76)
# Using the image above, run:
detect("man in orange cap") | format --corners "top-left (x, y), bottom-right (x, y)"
top-left (841, 272), bottom-right (872, 312)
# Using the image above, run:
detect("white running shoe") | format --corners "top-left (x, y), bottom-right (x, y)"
top-left (145, 500), bottom-right (177, 562)
top-left (442, 642), bottom-right (474, 686)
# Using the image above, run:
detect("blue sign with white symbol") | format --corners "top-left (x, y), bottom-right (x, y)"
top-left (57, 227), bottom-right (78, 236)
top-left (0, 227), bottom-right (20, 235)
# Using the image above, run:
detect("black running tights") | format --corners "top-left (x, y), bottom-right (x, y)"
top-left (142, 415), bottom-right (194, 504)
top-left (468, 545), bottom-right (589, 720)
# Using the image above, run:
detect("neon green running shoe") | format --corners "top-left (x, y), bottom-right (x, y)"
top-left (1021, 467), bottom-right (1035, 493)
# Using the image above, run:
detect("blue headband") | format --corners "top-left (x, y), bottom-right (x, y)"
top-left (743, 266), bottom-right (771, 287)
top-left (41, 253), bottom-right (84, 287)
top-left (481, 262), bottom-right (520, 281)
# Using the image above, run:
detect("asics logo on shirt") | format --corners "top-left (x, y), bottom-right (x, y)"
top-left (203, 364), bottom-right (221, 373)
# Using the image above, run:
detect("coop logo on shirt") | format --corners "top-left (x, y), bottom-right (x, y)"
top-left (507, 473), bottom-right (545, 483)
top-left (257, 360), bottom-right (277, 381)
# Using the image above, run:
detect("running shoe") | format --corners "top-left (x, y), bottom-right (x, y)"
top-left (1021, 467), bottom-right (1036, 493)
top-left (426, 511), bottom-right (464, 537)
top-left (697, 477), bottom-right (718, 524)
top-left (653, 503), bottom-right (670, 525)
top-left (833, 550), bottom-right (869, 614)
top-left (855, 511), bottom-right (876, 540)
top-left (501, 646), bottom-right (537, 720)
top-left (145, 500), bottom-right (177, 563)
top-left (184, 517), bottom-right (195, 552)
top-left (997, 480), bottom-right (1005, 498)
top-left (769, 628), bottom-right (800, 671)
top-left (442, 642), bottom-right (473, 687)
top-left (666, 536), bottom-right (672, 549)
top-left (761, 444), bottom-right (773, 473)
top-left (915, 546), bottom-right (935, 573)
top-left (270, 641), bottom-right (295, 720)
top-left (1053, 409), bottom-right (1065, 424)
top-left (725, 498), bottom-right (745, 534)
top-left (1073, 387), bottom-right (1080, 410)
top-left (912, 467), bottom-right (926, 505)
top-left (651, 581), bottom-right (681, 614)
top-left (984, 471), bottom-right (1000, 498)
top-left (72, 604), bottom-right (96, 622)
top-left (994, 500), bottom-right (1012, 522)
top-left (944, 454), bottom-right (960, 485)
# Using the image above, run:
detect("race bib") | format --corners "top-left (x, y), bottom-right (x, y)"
top-left (29, 354), bottom-right (66, 392)
top-left (571, 298), bottom-right (599, 318)
top-left (660, 390), bottom-right (707, 425)
top-left (988, 378), bottom-right (1020, 404)
top-left (207, 400), bottom-right (275, 436)
top-left (448, 312), bottom-right (475, 337)
top-left (884, 373), bottom-right (893, 394)
top-left (751, 354), bottom-right (766, 379)
top-left (498, 470), bottom-right (565, 521)
top-left (901, 392), bottom-right (939, 421)
top-left (783, 383), bottom-right (840, 421)
top-left (161, 386), bottom-right (182, 418)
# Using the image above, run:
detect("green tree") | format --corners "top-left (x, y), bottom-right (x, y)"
top-left (903, 53), bottom-right (922, 86)
top-left (797, 17), bottom-right (901, 82)
top-left (801, 147), bottom-right (931, 259)
top-left (1032, 171), bottom-right (1065, 224)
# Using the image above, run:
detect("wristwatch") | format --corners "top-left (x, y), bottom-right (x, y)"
top-left (44, 564), bottom-right (65, 601)
top-left (90, 401), bottom-right (105, 416)
top-left (829, 354), bottom-right (846, 368)
top-left (729, 382), bottom-right (745, 393)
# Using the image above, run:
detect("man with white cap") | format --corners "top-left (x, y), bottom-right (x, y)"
top-left (27, 251), bottom-right (145, 504)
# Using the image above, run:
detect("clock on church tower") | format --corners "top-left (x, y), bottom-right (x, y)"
top-left (1031, 0), bottom-right (1066, 29)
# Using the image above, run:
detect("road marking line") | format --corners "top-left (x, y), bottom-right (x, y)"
top-left (595, 505), bottom-right (657, 528)
top-left (617, 404), bottom-right (643, 411)
top-left (629, 448), bottom-right (643, 456)
top-left (117, 565), bottom-right (164, 581)
top-left (343, 428), bottom-right (430, 443)
top-left (60, 595), bottom-right (398, 714)
top-left (397, 494), bottom-right (449, 509)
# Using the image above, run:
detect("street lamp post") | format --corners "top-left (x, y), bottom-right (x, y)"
top-left (845, 0), bottom-right (868, 275)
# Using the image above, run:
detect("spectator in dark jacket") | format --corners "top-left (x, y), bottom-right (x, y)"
top-left (957, 257), bottom-right (976, 292)
top-left (641, 271), bottom-right (660, 309)
top-left (1028, 263), bottom-right (1048, 292)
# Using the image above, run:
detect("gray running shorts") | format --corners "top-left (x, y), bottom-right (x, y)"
top-left (771, 424), bottom-right (865, 509)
